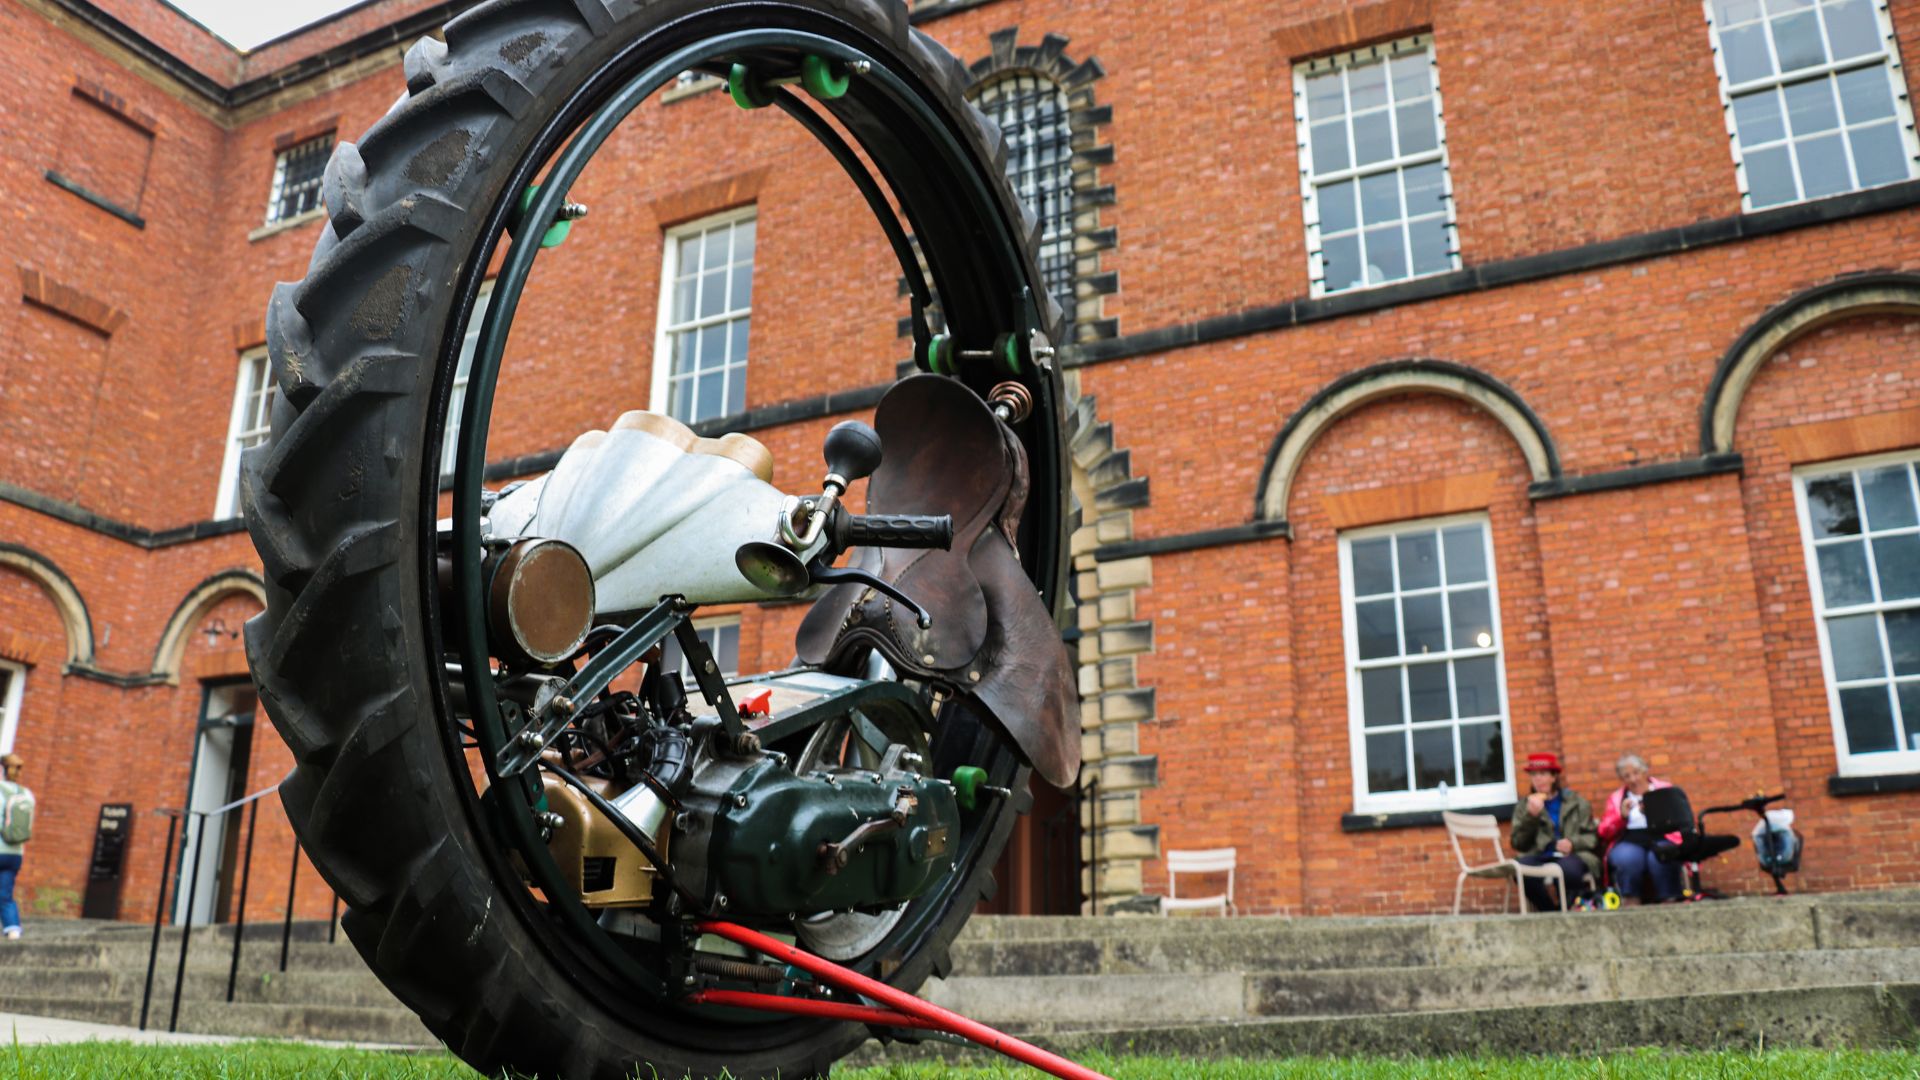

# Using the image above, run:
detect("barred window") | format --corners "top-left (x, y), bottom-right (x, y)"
top-left (1795, 453), bottom-right (1920, 773)
top-left (214, 349), bottom-right (274, 519)
top-left (1342, 516), bottom-right (1512, 813)
top-left (1706, 0), bottom-right (1920, 209)
top-left (1295, 37), bottom-right (1459, 296)
top-left (972, 74), bottom-right (1076, 332)
top-left (266, 134), bottom-right (332, 224)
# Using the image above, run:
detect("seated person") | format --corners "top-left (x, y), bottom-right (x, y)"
top-left (1597, 752), bottom-right (1684, 903)
top-left (1508, 751), bottom-right (1598, 912)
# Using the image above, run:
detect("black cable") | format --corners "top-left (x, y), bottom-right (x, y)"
top-left (538, 761), bottom-right (705, 911)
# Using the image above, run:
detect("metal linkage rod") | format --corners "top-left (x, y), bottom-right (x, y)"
top-left (693, 920), bottom-right (1113, 1080)
top-left (686, 988), bottom-right (940, 1030)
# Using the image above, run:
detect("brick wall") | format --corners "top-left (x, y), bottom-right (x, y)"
top-left (0, 0), bottom-right (1914, 928)
top-left (1735, 315), bottom-right (1920, 892)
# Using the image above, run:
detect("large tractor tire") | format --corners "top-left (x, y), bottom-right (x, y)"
top-left (242, 2), bottom-right (1069, 1077)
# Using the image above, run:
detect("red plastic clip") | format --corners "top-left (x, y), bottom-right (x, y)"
top-left (738, 689), bottom-right (774, 718)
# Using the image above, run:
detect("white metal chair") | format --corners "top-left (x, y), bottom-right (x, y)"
top-left (1442, 811), bottom-right (1565, 914)
top-left (1159, 847), bottom-right (1236, 915)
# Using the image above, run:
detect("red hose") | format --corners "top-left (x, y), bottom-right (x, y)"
top-left (695, 919), bottom-right (1113, 1080)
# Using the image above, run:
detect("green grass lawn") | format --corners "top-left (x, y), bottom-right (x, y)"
top-left (2, 1044), bottom-right (1919, 1079)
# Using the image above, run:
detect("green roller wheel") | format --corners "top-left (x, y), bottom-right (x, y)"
top-left (992, 332), bottom-right (1022, 376)
top-left (801, 54), bottom-right (850, 99)
top-left (951, 766), bottom-right (988, 811)
top-left (728, 63), bottom-right (775, 110)
top-left (924, 333), bottom-right (954, 375)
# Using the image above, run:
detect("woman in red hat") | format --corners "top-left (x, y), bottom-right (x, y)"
top-left (1508, 751), bottom-right (1599, 912)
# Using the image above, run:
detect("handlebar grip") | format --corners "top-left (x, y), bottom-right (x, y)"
top-left (833, 512), bottom-right (953, 551)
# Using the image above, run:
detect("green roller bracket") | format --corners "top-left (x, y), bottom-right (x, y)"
top-left (515, 186), bottom-right (572, 249)
top-left (801, 54), bottom-right (850, 99)
top-left (950, 765), bottom-right (987, 811)
top-left (728, 63), bottom-right (774, 109)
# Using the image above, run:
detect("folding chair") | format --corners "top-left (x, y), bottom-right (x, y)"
top-left (1442, 810), bottom-right (1565, 914)
top-left (1158, 847), bottom-right (1236, 915)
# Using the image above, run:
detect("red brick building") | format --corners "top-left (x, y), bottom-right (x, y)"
top-left (1, 0), bottom-right (1917, 927)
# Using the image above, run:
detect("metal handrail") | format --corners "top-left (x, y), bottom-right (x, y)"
top-left (138, 773), bottom-right (335, 1033)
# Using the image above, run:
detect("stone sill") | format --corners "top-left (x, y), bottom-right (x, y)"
top-left (908, 0), bottom-right (1004, 24)
top-left (248, 207), bottom-right (326, 243)
top-left (1342, 803), bottom-right (1514, 832)
top-left (661, 75), bottom-right (722, 104)
top-left (1828, 771), bottom-right (1920, 796)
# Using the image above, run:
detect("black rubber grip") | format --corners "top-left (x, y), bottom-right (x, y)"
top-left (833, 511), bottom-right (953, 551)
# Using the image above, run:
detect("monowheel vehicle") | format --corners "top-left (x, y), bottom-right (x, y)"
top-left (240, 2), bottom-right (1079, 1077)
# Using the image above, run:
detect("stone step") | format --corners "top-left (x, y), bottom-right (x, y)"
top-left (0, 967), bottom-right (120, 999)
top-left (950, 920), bottom-right (1433, 976)
top-left (0, 995), bottom-right (134, 1029)
top-left (949, 896), bottom-right (1920, 976)
top-left (1249, 946), bottom-right (1920, 1018)
top-left (851, 982), bottom-right (1920, 1063)
top-left (0, 943), bottom-right (112, 970)
top-left (927, 945), bottom-right (1920, 1025)
top-left (175, 968), bottom-right (402, 1010)
top-left (0, 939), bottom-right (369, 975)
top-left (925, 973), bottom-right (1245, 1028)
top-left (169, 1001), bottom-right (435, 1046)
top-left (4, 919), bottom-right (340, 948)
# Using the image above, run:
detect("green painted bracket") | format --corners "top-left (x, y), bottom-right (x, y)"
top-left (514, 185), bottom-right (573, 248)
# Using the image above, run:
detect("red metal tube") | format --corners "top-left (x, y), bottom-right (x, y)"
top-left (695, 919), bottom-right (1113, 1080)
top-left (686, 989), bottom-right (939, 1030)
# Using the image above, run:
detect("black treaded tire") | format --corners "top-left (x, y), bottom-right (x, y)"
top-left (242, 2), bottom-right (1066, 1078)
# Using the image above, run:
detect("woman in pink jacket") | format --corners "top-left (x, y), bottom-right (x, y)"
top-left (1597, 753), bottom-right (1683, 903)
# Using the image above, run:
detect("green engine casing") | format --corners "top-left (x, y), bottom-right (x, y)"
top-left (706, 759), bottom-right (960, 916)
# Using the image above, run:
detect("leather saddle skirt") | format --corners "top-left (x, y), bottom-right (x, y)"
top-left (795, 375), bottom-right (1080, 787)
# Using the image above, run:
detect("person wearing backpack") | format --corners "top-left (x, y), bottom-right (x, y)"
top-left (0, 753), bottom-right (33, 940)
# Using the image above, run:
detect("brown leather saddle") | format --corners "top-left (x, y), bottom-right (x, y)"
top-left (795, 375), bottom-right (1080, 787)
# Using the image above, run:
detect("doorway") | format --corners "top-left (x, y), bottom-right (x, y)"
top-left (174, 682), bottom-right (256, 926)
top-left (976, 779), bottom-right (1082, 915)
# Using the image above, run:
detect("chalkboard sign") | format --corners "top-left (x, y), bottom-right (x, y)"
top-left (80, 803), bottom-right (133, 920)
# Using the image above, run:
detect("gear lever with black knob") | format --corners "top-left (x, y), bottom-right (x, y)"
top-left (782, 420), bottom-right (882, 549)
top-left (823, 420), bottom-right (883, 488)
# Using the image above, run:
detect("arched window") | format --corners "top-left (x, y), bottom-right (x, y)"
top-left (971, 74), bottom-right (1076, 333)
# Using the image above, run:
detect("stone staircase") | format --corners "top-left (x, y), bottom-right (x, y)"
top-left (0, 919), bottom-right (432, 1045)
top-left (2, 891), bottom-right (1917, 1058)
top-left (876, 888), bottom-right (1920, 1060)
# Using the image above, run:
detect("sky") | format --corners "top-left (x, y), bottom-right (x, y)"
top-left (165, 0), bottom-right (364, 50)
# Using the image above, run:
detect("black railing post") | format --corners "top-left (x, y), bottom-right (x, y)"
top-left (225, 799), bottom-right (260, 1003)
top-left (279, 841), bottom-right (299, 973)
top-left (329, 892), bottom-right (340, 944)
top-left (169, 813), bottom-right (207, 1033)
top-left (138, 811), bottom-right (180, 1031)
